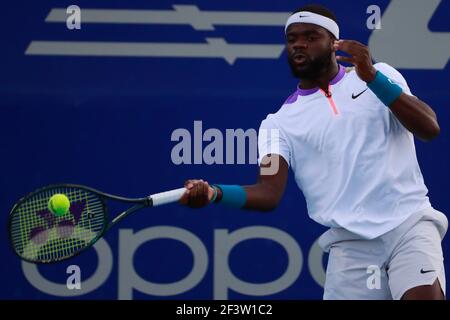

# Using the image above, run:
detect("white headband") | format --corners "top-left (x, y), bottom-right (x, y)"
top-left (285, 11), bottom-right (339, 39)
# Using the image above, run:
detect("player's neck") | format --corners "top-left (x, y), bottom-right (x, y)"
top-left (298, 62), bottom-right (339, 92)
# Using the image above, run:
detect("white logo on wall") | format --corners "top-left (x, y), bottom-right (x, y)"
top-left (171, 121), bottom-right (258, 165)
top-left (369, 0), bottom-right (450, 69)
top-left (66, 265), bottom-right (82, 290)
top-left (66, 5), bottom-right (81, 30)
top-left (170, 121), bottom-right (280, 175)
top-left (24, 2), bottom-right (449, 69)
top-left (366, 5), bottom-right (381, 30)
top-left (26, 5), bottom-right (287, 65)
top-left (21, 226), bottom-right (326, 299)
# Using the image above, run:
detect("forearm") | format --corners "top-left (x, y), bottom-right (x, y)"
top-left (334, 40), bottom-right (441, 142)
top-left (389, 94), bottom-right (440, 142)
top-left (243, 183), bottom-right (284, 211)
top-left (213, 183), bottom-right (282, 212)
top-left (183, 156), bottom-right (288, 211)
top-left (365, 68), bottom-right (440, 142)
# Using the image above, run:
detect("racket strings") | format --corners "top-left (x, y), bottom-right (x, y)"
top-left (10, 186), bottom-right (106, 263)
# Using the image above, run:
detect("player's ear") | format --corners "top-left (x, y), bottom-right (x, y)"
top-left (331, 36), bottom-right (337, 52)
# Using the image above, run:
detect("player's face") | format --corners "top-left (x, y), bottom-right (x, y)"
top-left (286, 23), bottom-right (334, 79)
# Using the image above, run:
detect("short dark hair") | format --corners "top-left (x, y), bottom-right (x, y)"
top-left (292, 4), bottom-right (338, 24)
top-left (291, 4), bottom-right (338, 39)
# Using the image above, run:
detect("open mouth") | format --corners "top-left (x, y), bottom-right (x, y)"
top-left (293, 53), bottom-right (308, 65)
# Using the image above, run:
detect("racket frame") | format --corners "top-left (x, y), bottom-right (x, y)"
top-left (8, 183), bottom-right (152, 264)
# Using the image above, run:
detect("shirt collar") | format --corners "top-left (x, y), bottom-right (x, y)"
top-left (297, 64), bottom-right (346, 96)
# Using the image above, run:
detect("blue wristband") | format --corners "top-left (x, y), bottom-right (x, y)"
top-left (214, 184), bottom-right (247, 208)
top-left (210, 185), bottom-right (218, 203)
top-left (367, 70), bottom-right (403, 106)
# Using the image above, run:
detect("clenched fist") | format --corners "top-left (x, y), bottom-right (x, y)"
top-left (179, 179), bottom-right (216, 208)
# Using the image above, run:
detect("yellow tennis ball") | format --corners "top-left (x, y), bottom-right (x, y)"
top-left (48, 194), bottom-right (71, 217)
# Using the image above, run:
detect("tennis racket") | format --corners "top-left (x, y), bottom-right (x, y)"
top-left (8, 184), bottom-right (186, 264)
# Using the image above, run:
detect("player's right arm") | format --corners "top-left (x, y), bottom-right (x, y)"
top-left (179, 154), bottom-right (289, 212)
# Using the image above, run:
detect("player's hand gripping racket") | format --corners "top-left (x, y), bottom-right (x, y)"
top-left (8, 184), bottom-right (185, 264)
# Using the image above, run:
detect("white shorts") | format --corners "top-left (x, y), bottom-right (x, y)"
top-left (318, 206), bottom-right (448, 300)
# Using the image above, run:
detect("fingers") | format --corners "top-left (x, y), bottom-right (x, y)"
top-left (179, 189), bottom-right (189, 205)
top-left (184, 179), bottom-right (197, 189)
top-left (334, 40), bottom-right (371, 63)
top-left (336, 55), bottom-right (354, 64)
top-left (180, 179), bottom-right (197, 205)
top-left (334, 40), bottom-right (374, 81)
top-left (181, 179), bottom-right (211, 208)
top-left (334, 39), bottom-right (365, 55)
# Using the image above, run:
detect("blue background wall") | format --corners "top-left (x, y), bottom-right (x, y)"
top-left (1, 0), bottom-right (449, 299)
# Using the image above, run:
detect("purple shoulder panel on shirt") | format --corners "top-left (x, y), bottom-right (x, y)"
top-left (284, 91), bottom-right (299, 104)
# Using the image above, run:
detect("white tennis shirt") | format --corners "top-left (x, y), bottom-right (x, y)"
top-left (258, 63), bottom-right (432, 239)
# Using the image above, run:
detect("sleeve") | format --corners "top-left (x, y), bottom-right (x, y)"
top-left (373, 62), bottom-right (414, 97)
top-left (257, 114), bottom-right (291, 167)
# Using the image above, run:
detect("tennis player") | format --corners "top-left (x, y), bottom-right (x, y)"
top-left (179, 4), bottom-right (447, 300)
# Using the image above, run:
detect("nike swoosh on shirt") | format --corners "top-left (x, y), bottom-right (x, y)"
top-left (352, 88), bottom-right (368, 99)
top-left (420, 268), bottom-right (435, 274)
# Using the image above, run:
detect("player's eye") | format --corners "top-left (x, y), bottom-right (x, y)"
top-left (308, 36), bottom-right (317, 42)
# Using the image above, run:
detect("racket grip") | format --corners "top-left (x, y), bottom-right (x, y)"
top-left (150, 188), bottom-right (186, 206)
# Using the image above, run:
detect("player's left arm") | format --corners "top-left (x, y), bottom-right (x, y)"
top-left (335, 40), bottom-right (440, 142)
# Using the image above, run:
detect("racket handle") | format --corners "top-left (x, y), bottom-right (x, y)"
top-left (150, 188), bottom-right (186, 206)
